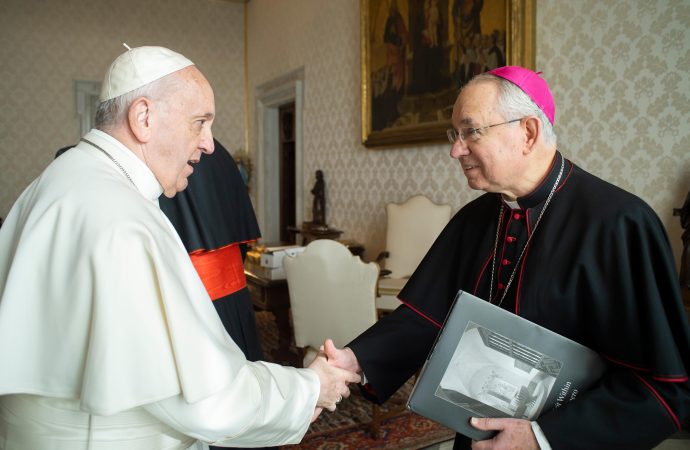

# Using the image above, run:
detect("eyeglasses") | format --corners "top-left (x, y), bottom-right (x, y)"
top-left (447, 118), bottom-right (523, 144)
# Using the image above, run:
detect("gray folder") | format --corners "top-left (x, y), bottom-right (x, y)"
top-left (407, 290), bottom-right (606, 441)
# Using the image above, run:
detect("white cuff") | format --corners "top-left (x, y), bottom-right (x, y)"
top-left (531, 421), bottom-right (552, 450)
top-left (145, 362), bottom-right (318, 447)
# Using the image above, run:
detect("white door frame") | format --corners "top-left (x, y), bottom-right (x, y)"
top-left (255, 68), bottom-right (304, 243)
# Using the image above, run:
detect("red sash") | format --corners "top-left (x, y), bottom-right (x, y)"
top-left (190, 244), bottom-right (246, 301)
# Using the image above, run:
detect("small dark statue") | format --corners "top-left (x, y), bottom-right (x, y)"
top-left (311, 170), bottom-right (327, 229)
top-left (674, 189), bottom-right (690, 308)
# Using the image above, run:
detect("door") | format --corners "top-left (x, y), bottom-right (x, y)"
top-left (279, 102), bottom-right (296, 244)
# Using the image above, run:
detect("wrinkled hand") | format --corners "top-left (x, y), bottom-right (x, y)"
top-left (470, 417), bottom-right (539, 450)
top-left (322, 339), bottom-right (361, 374)
top-left (308, 353), bottom-right (360, 412)
top-left (310, 339), bottom-right (362, 422)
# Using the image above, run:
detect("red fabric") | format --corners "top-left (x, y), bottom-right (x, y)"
top-left (190, 244), bottom-right (246, 301)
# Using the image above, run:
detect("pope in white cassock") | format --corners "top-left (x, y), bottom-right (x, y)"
top-left (0, 45), bottom-right (359, 450)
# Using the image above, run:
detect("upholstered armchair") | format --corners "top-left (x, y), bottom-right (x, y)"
top-left (283, 239), bottom-right (379, 367)
top-left (376, 195), bottom-right (452, 312)
top-left (283, 239), bottom-right (409, 438)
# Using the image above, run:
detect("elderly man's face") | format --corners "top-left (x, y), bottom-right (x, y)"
top-left (449, 81), bottom-right (526, 199)
top-left (149, 66), bottom-right (215, 198)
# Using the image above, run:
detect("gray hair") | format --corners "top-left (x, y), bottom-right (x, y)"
top-left (94, 74), bottom-right (180, 131)
top-left (468, 73), bottom-right (557, 146)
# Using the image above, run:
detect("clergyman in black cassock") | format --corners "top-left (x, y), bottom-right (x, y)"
top-left (160, 138), bottom-right (263, 359)
top-left (333, 67), bottom-right (690, 450)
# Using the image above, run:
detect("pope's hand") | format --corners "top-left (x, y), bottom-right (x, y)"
top-left (308, 353), bottom-right (360, 411)
top-left (322, 338), bottom-right (361, 374)
top-left (469, 417), bottom-right (539, 450)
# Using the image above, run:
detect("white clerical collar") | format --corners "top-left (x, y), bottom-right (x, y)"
top-left (502, 197), bottom-right (520, 210)
top-left (86, 129), bottom-right (164, 202)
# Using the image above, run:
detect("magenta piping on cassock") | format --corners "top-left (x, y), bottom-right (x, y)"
top-left (632, 371), bottom-right (682, 430)
top-left (603, 353), bottom-right (689, 383)
top-left (399, 299), bottom-right (443, 329)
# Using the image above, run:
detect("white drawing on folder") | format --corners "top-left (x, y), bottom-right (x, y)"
top-left (435, 321), bottom-right (561, 419)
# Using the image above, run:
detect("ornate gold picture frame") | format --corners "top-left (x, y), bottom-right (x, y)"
top-left (361, 0), bottom-right (535, 148)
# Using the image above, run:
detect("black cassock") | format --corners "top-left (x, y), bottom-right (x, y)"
top-left (159, 139), bottom-right (263, 362)
top-left (350, 152), bottom-right (690, 449)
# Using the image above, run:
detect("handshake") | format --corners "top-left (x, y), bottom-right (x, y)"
top-left (307, 338), bottom-right (362, 422)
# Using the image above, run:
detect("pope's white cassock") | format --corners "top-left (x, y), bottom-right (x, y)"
top-left (0, 129), bottom-right (319, 449)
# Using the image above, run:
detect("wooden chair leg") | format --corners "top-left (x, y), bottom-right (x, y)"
top-left (368, 372), bottom-right (421, 439)
top-left (370, 403), bottom-right (382, 439)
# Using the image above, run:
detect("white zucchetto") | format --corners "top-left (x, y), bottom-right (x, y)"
top-left (99, 45), bottom-right (194, 101)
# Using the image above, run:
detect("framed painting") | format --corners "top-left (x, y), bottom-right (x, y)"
top-left (361, 0), bottom-right (535, 148)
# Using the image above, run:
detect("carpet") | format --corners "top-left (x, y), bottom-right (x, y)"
top-left (255, 311), bottom-right (455, 449)
top-left (288, 410), bottom-right (455, 450)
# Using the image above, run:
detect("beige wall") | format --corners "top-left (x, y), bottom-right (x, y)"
top-left (0, 0), bottom-right (245, 219)
top-left (538, 0), bottom-right (690, 266)
top-left (246, 0), bottom-right (472, 261)
top-left (1, 0), bottom-right (688, 267)
top-left (245, 0), bottom-right (690, 265)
